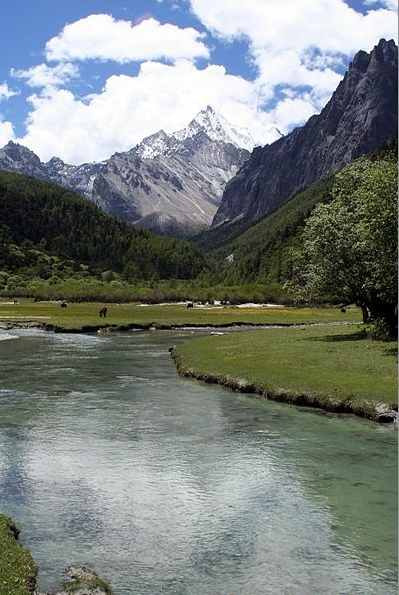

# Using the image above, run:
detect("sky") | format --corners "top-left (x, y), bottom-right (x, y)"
top-left (0, 0), bottom-right (397, 164)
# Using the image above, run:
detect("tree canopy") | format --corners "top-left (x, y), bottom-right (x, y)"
top-left (291, 155), bottom-right (397, 335)
top-left (0, 171), bottom-right (205, 281)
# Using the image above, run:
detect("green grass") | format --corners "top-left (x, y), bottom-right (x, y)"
top-left (0, 299), bottom-right (361, 330)
top-left (0, 516), bottom-right (37, 595)
top-left (174, 325), bottom-right (397, 417)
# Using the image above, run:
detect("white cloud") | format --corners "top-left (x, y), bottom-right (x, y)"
top-left (272, 95), bottom-right (319, 130)
top-left (45, 14), bottom-right (209, 63)
top-left (0, 82), bottom-right (18, 101)
top-left (0, 121), bottom-right (15, 145)
top-left (189, 0), bottom-right (396, 54)
top-left (11, 63), bottom-right (79, 89)
top-left (19, 60), bottom-right (280, 163)
top-left (188, 0), bottom-right (397, 100)
top-left (11, 3), bottom-right (397, 163)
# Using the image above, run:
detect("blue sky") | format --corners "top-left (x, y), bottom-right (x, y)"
top-left (0, 0), bottom-right (396, 163)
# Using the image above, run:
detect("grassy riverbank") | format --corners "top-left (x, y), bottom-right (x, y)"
top-left (173, 325), bottom-right (397, 420)
top-left (0, 515), bottom-right (37, 595)
top-left (0, 514), bottom-right (112, 594)
top-left (0, 299), bottom-right (360, 331)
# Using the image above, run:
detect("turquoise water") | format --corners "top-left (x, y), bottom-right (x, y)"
top-left (0, 329), bottom-right (397, 594)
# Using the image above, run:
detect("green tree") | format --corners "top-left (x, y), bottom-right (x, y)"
top-left (292, 156), bottom-right (397, 336)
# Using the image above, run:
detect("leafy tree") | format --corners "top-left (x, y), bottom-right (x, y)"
top-left (291, 156), bottom-right (397, 336)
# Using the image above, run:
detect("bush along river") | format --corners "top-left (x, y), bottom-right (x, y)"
top-left (0, 328), bottom-right (397, 594)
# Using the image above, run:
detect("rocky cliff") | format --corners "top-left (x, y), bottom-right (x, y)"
top-left (213, 39), bottom-right (398, 231)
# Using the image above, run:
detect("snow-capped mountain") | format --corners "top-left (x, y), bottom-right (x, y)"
top-left (135, 106), bottom-right (255, 159)
top-left (134, 130), bottom-right (176, 159)
top-left (0, 106), bottom-right (250, 236)
top-left (173, 106), bottom-right (255, 150)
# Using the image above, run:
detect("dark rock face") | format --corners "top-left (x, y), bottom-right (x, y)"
top-left (0, 107), bottom-right (249, 237)
top-left (213, 39), bottom-right (398, 230)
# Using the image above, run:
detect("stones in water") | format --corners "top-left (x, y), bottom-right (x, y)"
top-left (38, 565), bottom-right (112, 595)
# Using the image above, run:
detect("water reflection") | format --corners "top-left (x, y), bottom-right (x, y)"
top-left (0, 329), bottom-right (397, 594)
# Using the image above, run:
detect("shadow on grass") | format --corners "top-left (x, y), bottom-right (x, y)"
top-left (305, 331), bottom-right (367, 343)
top-left (383, 346), bottom-right (398, 357)
top-left (305, 332), bottom-right (397, 357)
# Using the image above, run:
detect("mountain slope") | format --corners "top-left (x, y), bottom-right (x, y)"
top-left (209, 141), bottom-right (397, 286)
top-left (0, 107), bottom-right (250, 237)
top-left (0, 171), bottom-right (205, 280)
top-left (213, 39), bottom-right (398, 234)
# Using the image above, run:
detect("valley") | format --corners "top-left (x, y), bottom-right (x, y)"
top-left (0, 18), bottom-right (397, 595)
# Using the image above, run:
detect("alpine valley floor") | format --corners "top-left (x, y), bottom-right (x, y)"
top-left (0, 300), bottom-right (361, 332)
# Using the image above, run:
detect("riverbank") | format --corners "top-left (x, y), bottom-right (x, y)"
top-left (0, 300), bottom-right (361, 333)
top-left (172, 325), bottom-right (398, 422)
top-left (0, 514), bottom-right (112, 594)
top-left (0, 327), bottom-right (397, 593)
top-left (0, 515), bottom-right (37, 595)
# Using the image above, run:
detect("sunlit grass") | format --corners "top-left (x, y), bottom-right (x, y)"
top-left (0, 299), bottom-right (361, 330)
top-left (174, 325), bottom-right (397, 412)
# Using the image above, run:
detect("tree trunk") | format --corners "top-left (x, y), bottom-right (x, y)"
top-left (360, 304), bottom-right (370, 323)
top-left (369, 302), bottom-right (397, 339)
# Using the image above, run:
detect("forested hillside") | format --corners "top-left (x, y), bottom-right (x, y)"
top-left (0, 172), bottom-right (205, 281)
top-left (209, 143), bottom-right (397, 286)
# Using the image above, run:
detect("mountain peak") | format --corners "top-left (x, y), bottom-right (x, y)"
top-left (134, 106), bottom-right (255, 159)
top-left (135, 129), bottom-right (175, 159)
top-left (47, 156), bottom-right (65, 166)
top-left (0, 140), bottom-right (41, 163)
top-left (213, 39), bottom-right (398, 231)
top-left (351, 38), bottom-right (398, 72)
top-left (174, 106), bottom-right (255, 151)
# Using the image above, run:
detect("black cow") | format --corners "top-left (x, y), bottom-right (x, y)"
top-left (186, 302), bottom-right (194, 309)
top-left (99, 307), bottom-right (108, 318)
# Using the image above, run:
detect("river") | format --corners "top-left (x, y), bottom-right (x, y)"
top-left (0, 329), bottom-right (397, 594)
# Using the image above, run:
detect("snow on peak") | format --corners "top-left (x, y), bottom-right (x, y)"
top-left (135, 106), bottom-right (255, 159)
top-left (173, 106), bottom-right (255, 151)
top-left (135, 130), bottom-right (173, 159)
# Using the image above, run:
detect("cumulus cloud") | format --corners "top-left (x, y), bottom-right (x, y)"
top-left (0, 82), bottom-right (18, 101)
top-left (188, 0), bottom-right (396, 55)
top-left (12, 2), bottom-right (397, 163)
top-left (19, 60), bottom-right (279, 163)
top-left (188, 0), bottom-right (397, 108)
top-left (0, 121), bottom-right (15, 145)
top-left (11, 63), bottom-right (79, 89)
top-left (45, 14), bottom-right (209, 63)
top-left (0, 84), bottom-right (18, 146)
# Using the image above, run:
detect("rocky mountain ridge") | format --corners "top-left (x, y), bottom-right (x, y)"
top-left (0, 107), bottom-right (250, 236)
top-left (212, 39), bottom-right (398, 232)
top-left (136, 105), bottom-right (255, 158)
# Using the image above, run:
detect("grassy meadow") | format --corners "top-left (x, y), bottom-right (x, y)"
top-left (173, 325), bottom-right (397, 417)
top-left (0, 299), bottom-right (361, 330)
